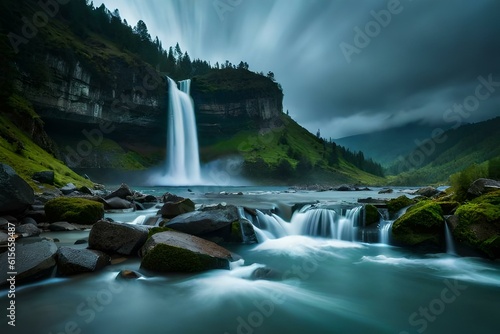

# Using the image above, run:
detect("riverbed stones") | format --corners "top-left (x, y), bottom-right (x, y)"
top-left (160, 198), bottom-right (195, 218)
top-left (0, 163), bottom-right (35, 214)
top-left (140, 231), bottom-right (233, 272)
top-left (56, 247), bottom-right (110, 276)
top-left (166, 204), bottom-right (239, 236)
top-left (0, 239), bottom-right (58, 286)
top-left (89, 220), bottom-right (148, 255)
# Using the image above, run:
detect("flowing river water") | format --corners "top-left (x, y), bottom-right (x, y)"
top-left (1, 187), bottom-right (499, 334)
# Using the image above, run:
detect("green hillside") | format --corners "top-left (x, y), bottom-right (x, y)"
top-left (388, 117), bottom-right (500, 185)
top-left (201, 113), bottom-right (385, 185)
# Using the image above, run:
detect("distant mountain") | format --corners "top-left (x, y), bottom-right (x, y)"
top-left (335, 123), bottom-right (448, 167)
top-left (387, 117), bottom-right (500, 185)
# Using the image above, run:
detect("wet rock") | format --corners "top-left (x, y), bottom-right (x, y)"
top-left (160, 198), bottom-right (195, 218)
top-left (117, 269), bottom-right (143, 279)
top-left (32, 171), bottom-right (55, 185)
top-left (104, 183), bottom-right (133, 200)
top-left (250, 267), bottom-right (282, 281)
top-left (56, 247), bottom-right (110, 276)
top-left (79, 186), bottom-right (94, 195)
top-left (166, 205), bottom-right (239, 236)
top-left (467, 178), bottom-right (500, 198)
top-left (21, 217), bottom-right (38, 226)
top-left (0, 239), bottom-right (58, 286)
top-left (60, 183), bottom-right (77, 195)
top-left (0, 163), bottom-right (35, 214)
top-left (48, 221), bottom-right (79, 231)
top-left (16, 224), bottom-right (42, 237)
top-left (74, 239), bottom-right (88, 245)
top-left (89, 220), bottom-right (148, 255)
top-left (161, 192), bottom-right (185, 203)
top-left (104, 197), bottom-right (134, 210)
top-left (412, 186), bottom-right (441, 198)
top-left (378, 188), bottom-right (394, 194)
top-left (140, 231), bottom-right (233, 272)
top-left (0, 231), bottom-right (8, 246)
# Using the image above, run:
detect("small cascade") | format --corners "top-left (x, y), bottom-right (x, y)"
top-left (379, 220), bottom-right (394, 245)
top-left (247, 206), bottom-right (363, 242)
top-left (445, 222), bottom-right (457, 255)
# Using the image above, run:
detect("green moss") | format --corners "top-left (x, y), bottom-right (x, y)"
top-left (141, 244), bottom-right (229, 272)
top-left (392, 201), bottom-right (444, 245)
top-left (365, 205), bottom-right (380, 226)
top-left (230, 221), bottom-right (243, 242)
top-left (454, 192), bottom-right (500, 255)
top-left (387, 196), bottom-right (415, 216)
top-left (45, 197), bottom-right (104, 224)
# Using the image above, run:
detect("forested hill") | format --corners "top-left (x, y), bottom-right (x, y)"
top-left (387, 117), bottom-right (500, 185)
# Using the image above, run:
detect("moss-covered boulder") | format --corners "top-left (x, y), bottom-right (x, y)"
top-left (140, 231), bottom-right (233, 272)
top-left (387, 195), bottom-right (415, 217)
top-left (364, 204), bottom-right (380, 226)
top-left (392, 201), bottom-right (444, 246)
top-left (45, 197), bottom-right (104, 224)
top-left (454, 191), bottom-right (500, 258)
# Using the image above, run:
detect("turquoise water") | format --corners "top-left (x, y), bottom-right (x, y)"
top-left (1, 187), bottom-right (499, 334)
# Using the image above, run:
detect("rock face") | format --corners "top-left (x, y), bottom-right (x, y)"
top-left (0, 239), bottom-right (58, 286)
top-left (45, 197), bottom-right (104, 224)
top-left (56, 247), bottom-right (110, 276)
top-left (89, 220), bottom-right (148, 255)
top-left (467, 178), bottom-right (500, 198)
top-left (0, 164), bottom-right (35, 214)
top-left (453, 191), bottom-right (500, 258)
top-left (392, 201), bottom-right (444, 246)
top-left (166, 205), bottom-right (240, 236)
top-left (140, 231), bottom-right (233, 272)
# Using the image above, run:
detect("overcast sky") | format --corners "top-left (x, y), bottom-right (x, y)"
top-left (95, 0), bottom-right (500, 138)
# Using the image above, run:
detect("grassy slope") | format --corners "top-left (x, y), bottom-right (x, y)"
top-left (0, 114), bottom-right (92, 190)
top-left (201, 114), bottom-right (385, 185)
top-left (388, 117), bottom-right (500, 185)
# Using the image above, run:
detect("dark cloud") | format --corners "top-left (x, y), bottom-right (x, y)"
top-left (96, 0), bottom-right (500, 138)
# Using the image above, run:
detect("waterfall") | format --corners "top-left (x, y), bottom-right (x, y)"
top-left (164, 77), bottom-right (201, 184)
top-left (445, 222), bottom-right (457, 255)
top-left (379, 220), bottom-right (393, 245)
top-left (248, 207), bottom-right (362, 241)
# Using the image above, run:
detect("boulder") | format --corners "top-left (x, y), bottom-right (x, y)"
top-left (16, 224), bottom-right (42, 237)
top-left (32, 171), bottom-right (55, 185)
top-left (387, 195), bottom-right (415, 217)
top-left (378, 188), bottom-right (394, 194)
top-left (160, 198), bottom-right (195, 218)
top-left (0, 163), bottom-right (35, 214)
top-left (454, 191), bottom-right (500, 259)
top-left (89, 220), bottom-right (148, 255)
top-left (45, 197), bottom-right (104, 224)
top-left (56, 247), bottom-right (110, 276)
top-left (0, 239), bottom-right (58, 286)
top-left (166, 204), bottom-right (239, 236)
top-left (48, 221), bottom-right (79, 231)
top-left (104, 183), bottom-right (133, 200)
top-left (74, 239), bottom-right (87, 245)
top-left (392, 201), bottom-right (444, 246)
top-left (467, 178), bottom-right (500, 198)
top-left (117, 269), bottom-right (143, 279)
top-left (161, 192), bottom-right (185, 203)
top-left (104, 197), bottom-right (134, 210)
top-left (412, 186), bottom-right (441, 198)
top-left (21, 217), bottom-right (38, 226)
top-left (364, 204), bottom-right (380, 226)
top-left (60, 183), bottom-right (77, 195)
top-left (250, 267), bottom-right (282, 281)
top-left (140, 231), bottom-right (233, 272)
top-left (79, 186), bottom-right (94, 195)
top-left (0, 231), bottom-right (8, 246)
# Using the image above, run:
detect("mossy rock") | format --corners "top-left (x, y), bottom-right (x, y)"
top-left (436, 201), bottom-right (460, 215)
top-left (387, 195), bottom-right (415, 217)
top-left (392, 201), bottom-right (444, 246)
top-left (364, 205), bottom-right (380, 226)
top-left (45, 197), bottom-right (104, 224)
top-left (454, 192), bottom-right (500, 258)
top-left (230, 221), bottom-right (243, 242)
top-left (147, 226), bottom-right (174, 239)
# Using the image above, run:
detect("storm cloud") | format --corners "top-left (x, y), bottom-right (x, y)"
top-left (96, 0), bottom-right (500, 138)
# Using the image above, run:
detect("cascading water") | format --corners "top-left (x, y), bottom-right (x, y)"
top-left (164, 77), bottom-right (202, 184)
top-left (248, 206), bottom-right (362, 242)
top-left (445, 222), bottom-right (457, 255)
